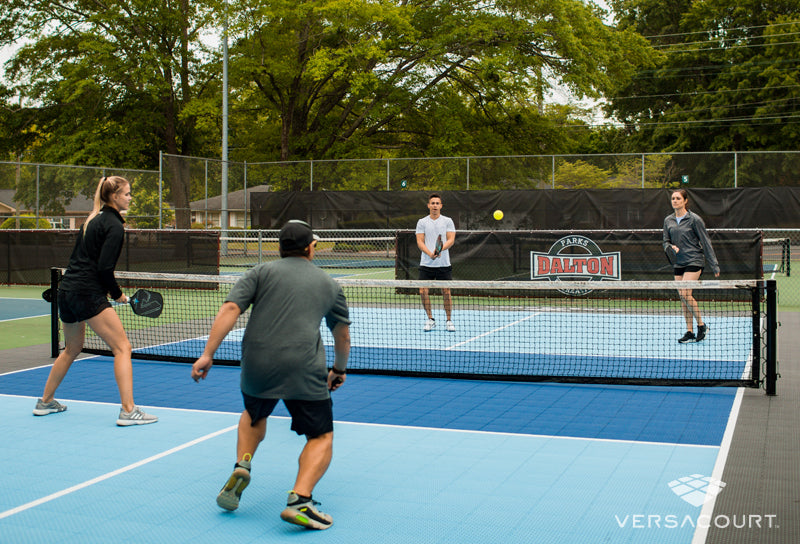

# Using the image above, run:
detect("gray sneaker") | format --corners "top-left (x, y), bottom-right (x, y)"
top-left (280, 491), bottom-right (333, 530)
top-left (33, 398), bottom-right (67, 416)
top-left (216, 458), bottom-right (251, 511)
top-left (116, 406), bottom-right (158, 426)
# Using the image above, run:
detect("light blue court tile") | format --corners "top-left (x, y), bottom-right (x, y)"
top-left (0, 395), bottom-right (239, 513)
top-left (1, 522), bottom-right (68, 544)
top-left (3, 403), bottom-right (722, 544)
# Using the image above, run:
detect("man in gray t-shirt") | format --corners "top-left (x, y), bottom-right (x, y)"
top-left (192, 220), bottom-right (350, 531)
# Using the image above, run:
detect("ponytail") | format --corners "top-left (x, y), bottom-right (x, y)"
top-left (83, 176), bottom-right (129, 230)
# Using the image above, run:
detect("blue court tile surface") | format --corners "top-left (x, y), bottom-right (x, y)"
top-left (0, 357), bottom-right (736, 445)
top-left (0, 359), bottom-right (738, 543)
top-left (1, 395), bottom-right (721, 544)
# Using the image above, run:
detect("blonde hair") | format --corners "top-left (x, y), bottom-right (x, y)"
top-left (84, 176), bottom-right (130, 230)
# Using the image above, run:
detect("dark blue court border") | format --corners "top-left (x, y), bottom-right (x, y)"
top-left (0, 357), bottom-right (737, 446)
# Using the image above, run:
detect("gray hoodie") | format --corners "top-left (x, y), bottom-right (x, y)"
top-left (663, 210), bottom-right (720, 275)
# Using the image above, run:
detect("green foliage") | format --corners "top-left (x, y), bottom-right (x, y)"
top-left (0, 0), bottom-right (219, 227)
top-left (127, 187), bottom-right (175, 228)
top-left (608, 0), bottom-right (800, 152)
top-left (0, 215), bottom-right (52, 229)
top-left (225, 0), bottom-right (654, 166)
top-left (0, 0), bottom-right (657, 196)
top-left (554, 160), bottom-right (611, 189)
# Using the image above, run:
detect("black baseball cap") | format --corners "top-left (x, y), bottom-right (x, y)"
top-left (279, 220), bottom-right (319, 251)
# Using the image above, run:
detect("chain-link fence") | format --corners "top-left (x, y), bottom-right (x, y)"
top-left (3, 152), bottom-right (800, 230)
top-left (1, 153), bottom-right (797, 308)
top-left (161, 151), bottom-right (800, 229)
top-left (763, 229), bottom-right (797, 309)
top-left (0, 161), bottom-right (161, 229)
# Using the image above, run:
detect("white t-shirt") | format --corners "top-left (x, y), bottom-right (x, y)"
top-left (416, 214), bottom-right (455, 268)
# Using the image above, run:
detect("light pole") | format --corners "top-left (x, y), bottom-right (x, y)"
top-left (221, 0), bottom-right (229, 254)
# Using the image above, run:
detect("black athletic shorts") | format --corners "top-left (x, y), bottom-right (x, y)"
top-left (673, 265), bottom-right (703, 276)
top-left (58, 289), bottom-right (112, 323)
top-left (418, 266), bottom-right (453, 281)
top-left (242, 392), bottom-right (333, 438)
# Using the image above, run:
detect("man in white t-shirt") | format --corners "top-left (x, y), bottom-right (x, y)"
top-left (415, 193), bottom-right (456, 332)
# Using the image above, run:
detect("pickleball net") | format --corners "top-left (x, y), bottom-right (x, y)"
top-left (49, 269), bottom-right (778, 390)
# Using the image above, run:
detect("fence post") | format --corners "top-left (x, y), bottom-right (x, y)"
top-left (35, 164), bottom-right (40, 228)
top-left (641, 154), bottom-right (645, 188)
top-left (158, 150), bottom-right (163, 229)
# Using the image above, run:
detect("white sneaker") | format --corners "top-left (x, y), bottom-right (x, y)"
top-left (424, 318), bottom-right (436, 332)
top-left (117, 406), bottom-right (158, 426)
top-left (446, 320), bottom-right (455, 332)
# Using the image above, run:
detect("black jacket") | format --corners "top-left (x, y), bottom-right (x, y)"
top-left (60, 206), bottom-right (125, 299)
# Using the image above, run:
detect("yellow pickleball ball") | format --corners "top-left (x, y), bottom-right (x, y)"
top-left (493, 209), bottom-right (504, 221)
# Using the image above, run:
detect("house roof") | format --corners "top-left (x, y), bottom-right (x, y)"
top-left (1, 183), bottom-right (273, 214)
top-left (190, 185), bottom-right (272, 211)
top-left (0, 189), bottom-right (94, 214)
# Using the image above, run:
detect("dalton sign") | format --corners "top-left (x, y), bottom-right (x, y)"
top-left (530, 235), bottom-right (621, 285)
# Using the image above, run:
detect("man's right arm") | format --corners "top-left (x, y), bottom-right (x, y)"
top-left (328, 322), bottom-right (350, 391)
top-left (331, 322), bottom-right (350, 372)
top-left (192, 301), bottom-right (242, 381)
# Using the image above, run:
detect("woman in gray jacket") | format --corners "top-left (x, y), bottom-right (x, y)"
top-left (663, 189), bottom-right (720, 343)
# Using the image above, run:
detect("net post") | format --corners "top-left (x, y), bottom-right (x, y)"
top-left (765, 279), bottom-right (778, 396)
top-left (49, 267), bottom-right (61, 358)
top-left (751, 283), bottom-right (761, 385)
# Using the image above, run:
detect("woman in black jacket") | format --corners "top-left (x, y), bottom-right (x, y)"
top-left (33, 176), bottom-right (157, 426)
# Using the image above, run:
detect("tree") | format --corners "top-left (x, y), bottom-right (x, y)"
top-left (128, 187), bottom-right (175, 228)
top-left (0, 0), bottom-right (220, 227)
top-left (607, 0), bottom-right (800, 152)
top-left (225, 0), bottom-right (654, 175)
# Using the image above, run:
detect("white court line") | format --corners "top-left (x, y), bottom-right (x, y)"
top-left (0, 423), bottom-right (237, 520)
top-left (339, 419), bottom-right (720, 449)
top-left (0, 314), bottom-right (49, 323)
top-left (444, 311), bottom-right (542, 350)
top-left (691, 387), bottom-right (744, 544)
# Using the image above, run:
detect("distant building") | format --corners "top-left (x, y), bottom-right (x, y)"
top-left (0, 189), bottom-right (93, 228)
top-left (189, 185), bottom-right (272, 228)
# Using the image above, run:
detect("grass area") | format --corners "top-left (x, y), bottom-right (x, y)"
top-left (772, 272), bottom-right (800, 311)
top-left (0, 285), bottom-right (52, 349)
top-left (0, 316), bottom-right (51, 349)
top-left (0, 285), bottom-right (47, 298)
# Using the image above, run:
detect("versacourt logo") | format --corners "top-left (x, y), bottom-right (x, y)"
top-left (668, 474), bottom-right (726, 507)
